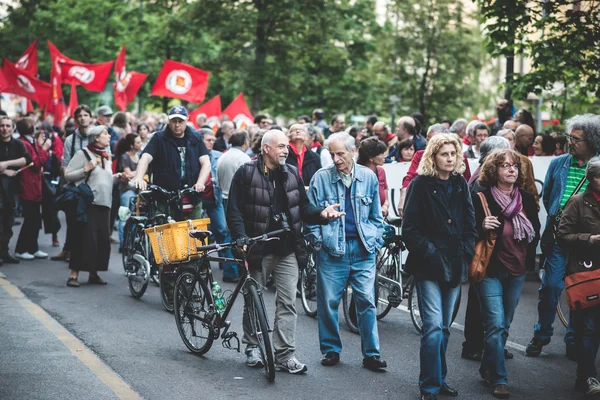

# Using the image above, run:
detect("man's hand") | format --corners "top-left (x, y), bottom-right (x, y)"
top-left (381, 203), bottom-right (389, 218)
top-left (132, 178), bottom-right (148, 191)
top-left (193, 182), bottom-right (205, 193)
top-left (589, 235), bottom-right (600, 245)
top-left (320, 203), bottom-right (346, 219)
top-left (3, 169), bottom-right (17, 177)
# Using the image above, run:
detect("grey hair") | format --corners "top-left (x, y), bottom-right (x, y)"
top-left (427, 124), bottom-right (450, 136)
top-left (199, 128), bottom-right (214, 137)
top-left (261, 129), bottom-right (285, 150)
top-left (449, 119), bottom-right (467, 134)
top-left (326, 132), bottom-right (356, 151)
top-left (466, 120), bottom-right (480, 136)
top-left (586, 156), bottom-right (600, 180)
top-left (479, 136), bottom-right (510, 164)
top-left (87, 125), bottom-right (108, 145)
top-left (567, 114), bottom-right (600, 153)
top-left (497, 129), bottom-right (515, 140)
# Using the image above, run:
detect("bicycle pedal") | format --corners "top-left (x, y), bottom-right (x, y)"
top-left (387, 295), bottom-right (402, 308)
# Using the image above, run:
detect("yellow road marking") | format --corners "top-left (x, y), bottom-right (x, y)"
top-left (0, 277), bottom-right (143, 400)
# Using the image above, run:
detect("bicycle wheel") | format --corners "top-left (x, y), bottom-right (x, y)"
top-left (557, 289), bottom-right (569, 328)
top-left (246, 281), bottom-right (275, 382)
top-left (300, 251), bottom-right (317, 318)
top-left (342, 285), bottom-right (360, 334)
top-left (173, 271), bottom-right (214, 354)
top-left (160, 265), bottom-right (175, 313)
top-left (127, 225), bottom-right (150, 298)
top-left (121, 218), bottom-right (136, 273)
top-left (376, 247), bottom-right (399, 320)
top-left (408, 277), bottom-right (462, 334)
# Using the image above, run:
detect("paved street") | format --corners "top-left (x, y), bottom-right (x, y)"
top-left (0, 221), bottom-right (589, 400)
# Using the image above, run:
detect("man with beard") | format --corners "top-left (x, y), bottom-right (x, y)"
top-left (491, 99), bottom-right (513, 136)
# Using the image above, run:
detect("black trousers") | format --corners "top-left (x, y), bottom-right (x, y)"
top-left (462, 283), bottom-right (484, 352)
top-left (41, 178), bottom-right (61, 235)
top-left (69, 205), bottom-right (110, 273)
top-left (16, 200), bottom-right (42, 254)
top-left (62, 207), bottom-right (78, 252)
top-left (0, 207), bottom-right (15, 254)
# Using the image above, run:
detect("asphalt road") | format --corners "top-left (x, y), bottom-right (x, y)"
top-left (0, 221), bottom-right (590, 400)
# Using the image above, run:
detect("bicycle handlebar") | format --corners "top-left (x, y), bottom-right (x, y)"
top-left (196, 228), bottom-right (290, 253)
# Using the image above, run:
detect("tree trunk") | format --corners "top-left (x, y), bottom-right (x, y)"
top-left (252, 0), bottom-right (268, 114)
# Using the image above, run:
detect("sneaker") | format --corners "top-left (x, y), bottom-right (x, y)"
top-left (245, 346), bottom-right (264, 368)
top-left (15, 252), bottom-right (34, 260)
top-left (525, 337), bottom-right (550, 357)
top-left (586, 378), bottom-right (600, 396)
top-left (33, 250), bottom-right (48, 259)
top-left (276, 357), bottom-right (307, 374)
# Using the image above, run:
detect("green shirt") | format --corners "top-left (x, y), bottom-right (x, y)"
top-left (559, 158), bottom-right (589, 209)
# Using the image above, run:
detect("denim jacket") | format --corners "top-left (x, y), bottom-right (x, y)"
top-left (306, 163), bottom-right (384, 256)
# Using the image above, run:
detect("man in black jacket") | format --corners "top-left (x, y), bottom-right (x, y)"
top-left (227, 129), bottom-right (342, 375)
top-left (286, 124), bottom-right (322, 186)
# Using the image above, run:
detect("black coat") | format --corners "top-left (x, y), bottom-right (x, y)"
top-left (213, 136), bottom-right (228, 152)
top-left (402, 174), bottom-right (478, 286)
top-left (286, 146), bottom-right (322, 186)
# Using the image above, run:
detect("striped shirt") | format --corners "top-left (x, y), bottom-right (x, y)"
top-left (559, 159), bottom-right (589, 209)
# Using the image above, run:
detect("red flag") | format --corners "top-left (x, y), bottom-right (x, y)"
top-left (189, 95), bottom-right (221, 130)
top-left (0, 68), bottom-right (8, 92)
top-left (2, 59), bottom-right (51, 107)
top-left (113, 45), bottom-right (147, 110)
top-left (150, 60), bottom-right (209, 103)
top-left (222, 93), bottom-right (253, 129)
top-left (46, 41), bottom-right (72, 119)
top-left (67, 85), bottom-right (78, 117)
top-left (60, 60), bottom-right (114, 92)
top-left (26, 99), bottom-right (34, 113)
top-left (15, 40), bottom-right (38, 77)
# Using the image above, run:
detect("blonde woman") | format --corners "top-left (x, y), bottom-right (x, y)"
top-left (402, 134), bottom-right (478, 400)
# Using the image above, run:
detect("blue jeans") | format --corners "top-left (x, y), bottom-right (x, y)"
top-left (575, 307), bottom-right (600, 382)
top-left (535, 243), bottom-right (575, 344)
top-left (415, 279), bottom-right (461, 395)
top-left (317, 239), bottom-right (380, 358)
top-left (202, 199), bottom-right (238, 279)
top-left (475, 271), bottom-right (526, 387)
top-left (118, 190), bottom-right (137, 246)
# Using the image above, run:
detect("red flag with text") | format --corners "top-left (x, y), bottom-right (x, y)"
top-left (2, 59), bottom-right (51, 108)
top-left (60, 60), bottom-right (114, 92)
top-left (113, 45), bottom-right (147, 110)
top-left (15, 40), bottom-right (38, 77)
top-left (222, 93), bottom-right (253, 129)
top-left (189, 95), bottom-right (221, 130)
top-left (150, 60), bottom-right (209, 103)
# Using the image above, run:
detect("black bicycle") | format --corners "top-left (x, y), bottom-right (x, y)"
top-left (172, 228), bottom-right (289, 382)
top-left (299, 242), bottom-right (318, 318)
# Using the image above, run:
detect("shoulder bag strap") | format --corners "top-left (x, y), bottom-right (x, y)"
top-left (82, 149), bottom-right (93, 184)
top-left (571, 175), bottom-right (587, 197)
top-left (477, 192), bottom-right (492, 218)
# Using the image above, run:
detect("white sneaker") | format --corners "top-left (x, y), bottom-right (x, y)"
top-left (15, 252), bottom-right (34, 260)
top-left (33, 250), bottom-right (48, 259)
top-left (276, 357), bottom-right (308, 374)
top-left (245, 346), bottom-right (264, 368)
top-left (586, 378), bottom-right (600, 396)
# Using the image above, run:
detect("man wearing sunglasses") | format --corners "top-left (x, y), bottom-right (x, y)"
top-left (526, 114), bottom-right (600, 360)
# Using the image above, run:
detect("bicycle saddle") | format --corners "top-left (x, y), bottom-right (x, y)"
top-left (189, 230), bottom-right (212, 242)
top-left (386, 216), bottom-right (402, 227)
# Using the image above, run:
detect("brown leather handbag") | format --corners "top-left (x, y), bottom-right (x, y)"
top-left (469, 192), bottom-right (497, 283)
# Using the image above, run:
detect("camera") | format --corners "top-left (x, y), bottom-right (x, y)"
top-left (272, 213), bottom-right (290, 231)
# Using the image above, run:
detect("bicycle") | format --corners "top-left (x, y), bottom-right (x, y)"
top-left (172, 227), bottom-right (289, 382)
top-left (299, 242), bottom-right (317, 318)
top-left (121, 185), bottom-right (199, 312)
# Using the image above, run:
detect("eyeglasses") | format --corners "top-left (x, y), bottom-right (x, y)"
top-left (500, 163), bottom-right (520, 170)
top-left (566, 134), bottom-right (586, 143)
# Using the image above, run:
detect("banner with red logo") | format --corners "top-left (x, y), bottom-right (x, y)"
top-left (189, 95), bottom-right (221, 130)
top-left (2, 59), bottom-right (51, 108)
top-left (15, 40), bottom-right (38, 77)
top-left (60, 60), bottom-right (114, 92)
top-left (113, 45), bottom-right (148, 111)
top-left (222, 93), bottom-right (253, 129)
top-left (150, 60), bottom-right (209, 103)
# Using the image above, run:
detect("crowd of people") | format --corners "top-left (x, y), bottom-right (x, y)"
top-left (0, 101), bottom-right (599, 399)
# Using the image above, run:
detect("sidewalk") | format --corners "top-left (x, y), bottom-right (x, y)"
top-left (0, 272), bottom-right (139, 400)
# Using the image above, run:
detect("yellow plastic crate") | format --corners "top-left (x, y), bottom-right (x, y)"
top-left (145, 218), bottom-right (210, 265)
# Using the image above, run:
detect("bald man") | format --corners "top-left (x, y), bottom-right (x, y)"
top-left (395, 116), bottom-right (425, 151)
top-left (373, 121), bottom-right (397, 150)
top-left (515, 124), bottom-right (535, 157)
top-left (502, 119), bottom-right (518, 131)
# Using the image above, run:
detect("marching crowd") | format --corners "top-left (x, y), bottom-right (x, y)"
top-left (0, 102), bottom-right (599, 399)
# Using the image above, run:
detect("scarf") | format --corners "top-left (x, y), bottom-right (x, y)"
top-left (86, 144), bottom-right (110, 169)
top-left (593, 190), bottom-right (600, 205)
top-left (490, 186), bottom-right (535, 243)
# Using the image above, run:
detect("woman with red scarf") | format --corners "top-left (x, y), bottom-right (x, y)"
top-left (557, 156), bottom-right (600, 397)
top-left (472, 149), bottom-right (540, 398)
top-left (64, 125), bottom-right (123, 287)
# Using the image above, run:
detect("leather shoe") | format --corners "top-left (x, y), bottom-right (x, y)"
top-left (88, 275), bottom-right (107, 285)
top-left (66, 277), bottom-right (80, 287)
top-left (504, 348), bottom-right (514, 359)
top-left (362, 355), bottom-right (387, 371)
top-left (492, 384), bottom-right (510, 398)
top-left (461, 349), bottom-right (482, 361)
top-left (440, 383), bottom-right (458, 397)
top-left (321, 352), bottom-right (340, 366)
top-left (1, 253), bottom-right (20, 264)
top-left (51, 251), bottom-right (70, 262)
top-left (420, 393), bottom-right (438, 400)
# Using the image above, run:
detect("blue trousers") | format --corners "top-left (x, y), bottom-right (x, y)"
top-left (476, 271), bottom-right (525, 387)
top-left (534, 243), bottom-right (575, 344)
top-left (317, 239), bottom-right (380, 358)
top-left (575, 307), bottom-right (600, 382)
top-left (415, 279), bottom-right (461, 395)
top-left (202, 199), bottom-right (238, 279)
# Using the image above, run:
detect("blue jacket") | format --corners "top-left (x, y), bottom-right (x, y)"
top-left (306, 163), bottom-right (384, 256)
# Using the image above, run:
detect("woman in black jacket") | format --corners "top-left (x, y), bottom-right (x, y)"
top-left (402, 134), bottom-right (478, 400)
top-left (473, 149), bottom-right (540, 398)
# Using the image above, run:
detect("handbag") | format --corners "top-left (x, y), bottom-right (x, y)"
top-left (469, 192), bottom-right (497, 283)
top-left (540, 175), bottom-right (587, 256)
top-left (55, 150), bottom-right (94, 220)
top-left (565, 267), bottom-right (600, 311)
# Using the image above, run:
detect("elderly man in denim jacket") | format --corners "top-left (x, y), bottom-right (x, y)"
top-left (307, 132), bottom-right (386, 371)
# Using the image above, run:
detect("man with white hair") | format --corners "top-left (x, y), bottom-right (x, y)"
top-left (227, 129), bottom-right (342, 374)
top-left (307, 132), bottom-right (387, 371)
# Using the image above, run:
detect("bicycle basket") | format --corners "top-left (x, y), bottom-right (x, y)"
top-left (145, 218), bottom-right (210, 265)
